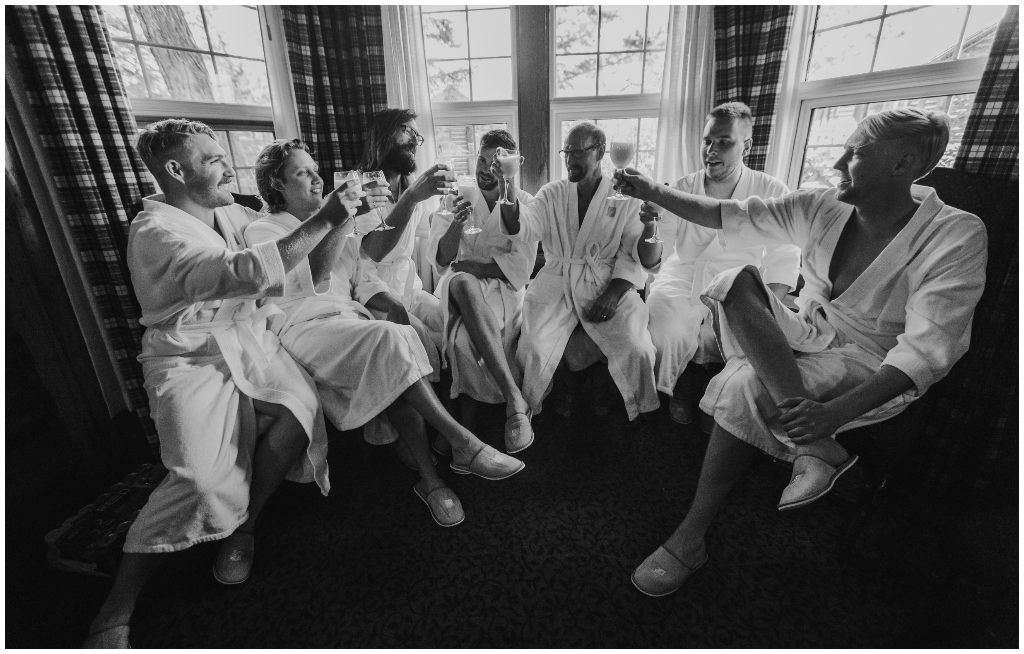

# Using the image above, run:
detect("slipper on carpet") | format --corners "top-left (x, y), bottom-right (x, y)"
top-left (212, 530), bottom-right (255, 585)
top-left (83, 624), bottom-right (131, 649)
top-left (631, 546), bottom-right (708, 597)
top-left (450, 444), bottom-right (525, 481)
top-left (414, 484), bottom-right (465, 528)
top-left (778, 454), bottom-right (859, 511)
top-left (504, 412), bottom-right (534, 454)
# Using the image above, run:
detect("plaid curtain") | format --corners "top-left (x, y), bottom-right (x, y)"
top-left (713, 5), bottom-right (796, 171)
top-left (282, 6), bottom-right (389, 180)
top-left (954, 6), bottom-right (1019, 182)
top-left (7, 5), bottom-right (157, 448)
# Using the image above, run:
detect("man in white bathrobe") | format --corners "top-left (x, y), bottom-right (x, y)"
top-left (85, 120), bottom-right (366, 647)
top-left (499, 122), bottom-right (663, 422)
top-left (244, 140), bottom-right (524, 527)
top-left (429, 129), bottom-right (537, 453)
top-left (648, 102), bottom-right (799, 425)
top-left (616, 108), bottom-right (987, 596)
top-left (356, 108), bottom-right (450, 382)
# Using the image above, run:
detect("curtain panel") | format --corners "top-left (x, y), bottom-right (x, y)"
top-left (713, 5), bottom-right (795, 172)
top-left (954, 6), bottom-right (1019, 182)
top-left (282, 5), bottom-right (389, 181)
top-left (7, 5), bottom-right (156, 447)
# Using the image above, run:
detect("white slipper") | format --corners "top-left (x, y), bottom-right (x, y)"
top-left (778, 454), bottom-right (859, 511)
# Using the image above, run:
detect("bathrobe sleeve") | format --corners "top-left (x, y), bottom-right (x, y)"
top-left (244, 219), bottom-right (328, 298)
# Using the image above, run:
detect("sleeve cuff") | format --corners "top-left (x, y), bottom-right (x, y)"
top-left (253, 240), bottom-right (286, 297)
top-left (881, 350), bottom-right (934, 394)
top-left (356, 280), bottom-right (391, 305)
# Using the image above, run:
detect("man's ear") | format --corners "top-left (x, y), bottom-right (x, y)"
top-left (164, 159), bottom-right (186, 184)
top-left (742, 138), bottom-right (753, 158)
top-left (892, 152), bottom-right (919, 178)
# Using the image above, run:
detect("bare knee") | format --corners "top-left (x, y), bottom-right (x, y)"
top-left (449, 275), bottom-right (481, 306)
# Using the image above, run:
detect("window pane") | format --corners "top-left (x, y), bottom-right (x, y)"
top-left (642, 50), bottom-right (665, 94)
top-left (470, 58), bottom-right (513, 101)
top-left (111, 42), bottom-right (147, 97)
top-left (598, 52), bottom-right (643, 95)
top-left (556, 6), bottom-right (599, 55)
top-left (646, 5), bottom-right (669, 49)
top-left (634, 150), bottom-right (655, 179)
top-left (228, 131), bottom-right (276, 169)
top-left (422, 5), bottom-right (464, 13)
top-left (815, 5), bottom-right (883, 30)
top-left (213, 130), bottom-right (232, 164)
top-left (130, 6), bottom-right (209, 50)
top-left (467, 9), bottom-right (511, 58)
top-left (139, 46), bottom-right (217, 102)
top-left (203, 6), bottom-right (264, 59)
top-left (234, 168), bottom-right (258, 196)
top-left (959, 5), bottom-right (1007, 60)
top-left (599, 5), bottom-right (646, 52)
top-left (556, 55), bottom-right (598, 97)
top-left (806, 20), bottom-right (879, 81)
top-left (427, 60), bottom-right (471, 102)
top-left (434, 123), bottom-right (509, 175)
top-left (638, 117), bottom-right (658, 152)
top-left (874, 6), bottom-right (969, 71)
top-left (214, 56), bottom-right (272, 106)
top-left (798, 94), bottom-right (976, 189)
top-left (102, 6), bottom-right (133, 40)
top-left (422, 11), bottom-right (470, 59)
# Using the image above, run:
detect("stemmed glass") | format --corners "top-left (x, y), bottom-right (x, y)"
top-left (434, 143), bottom-right (458, 216)
top-left (361, 170), bottom-right (392, 231)
top-left (644, 181), bottom-right (670, 244)
top-left (335, 171), bottom-right (365, 238)
top-left (456, 175), bottom-right (481, 234)
top-left (608, 137), bottom-right (636, 201)
top-left (495, 147), bottom-right (521, 206)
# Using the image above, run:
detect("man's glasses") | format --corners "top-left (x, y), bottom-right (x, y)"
top-left (559, 142), bottom-right (604, 160)
top-left (398, 125), bottom-right (425, 146)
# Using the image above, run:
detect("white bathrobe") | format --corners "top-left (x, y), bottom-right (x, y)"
top-left (648, 167), bottom-right (798, 394)
top-left (123, 196), bottom-right (329, 554)
top-left (699, 185), bottom-right (987, 461)
top-left (244, 212), bottom-right (433, 445)
top-left (427, 188), bottom-right (536, 403)
top-left (505, 176), bottom-right (660, 420)
top-left (359, 200), bottom-right (443, 382)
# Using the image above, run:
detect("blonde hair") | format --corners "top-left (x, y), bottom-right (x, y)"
top-left (136, 118), bottom-right (215, 174)
top-left (859, 108), bottom-right (950, 176)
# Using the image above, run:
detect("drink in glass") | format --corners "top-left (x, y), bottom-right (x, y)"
top-left (495, 147), bottom-right (521, 206)
top-left (456, 175), bottom-right (481, 234)
top-left (361, 170), bottom-right (392, 231)
top-left (335, 171), bottom-right (365, 237)
top-left (608, 140), bottom-right (636, 201)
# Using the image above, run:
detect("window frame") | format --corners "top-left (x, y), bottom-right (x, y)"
top-left (425, 5), bottom-right (520, 144)
top-left (547, 6), bottom-right (661, 179)
top-left (775, 5), bottom-right (994, 189)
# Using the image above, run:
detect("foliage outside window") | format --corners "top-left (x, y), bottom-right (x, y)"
top-left (421, 6), bottom-right (514, 103)
top-left (798, 94), bottom-right (975, 189)
top-left (433, 123), bottom-right (510, 176)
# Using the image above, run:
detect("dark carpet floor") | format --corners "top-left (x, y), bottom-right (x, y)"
top-left (7, 391), bottom-right (1019, 648)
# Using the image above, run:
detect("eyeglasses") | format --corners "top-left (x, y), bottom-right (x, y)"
top-left (398, 125), bottom-right (425, 146)
top-left (559, 142), bottom-right (604, 160)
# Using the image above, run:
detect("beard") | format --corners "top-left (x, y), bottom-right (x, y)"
top-left (383, 145), bottom-right (417, 176)
top-left (187, 178), bottom-right (234, 209)
top-left (476, 170), bottom-right (499, 191)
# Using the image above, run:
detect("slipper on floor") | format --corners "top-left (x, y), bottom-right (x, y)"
top-left (631, 546), bottom-right (708, 597)
top-left (778, 454), bottom-right (859, 511)
top-left (450, 444), bottom-right (524, 481)
top-left (414, 484), bottom-right (465, 528)
top-left (83, 625), bottom-right (130, 649)
top-left (213, 530), bottom-right (255, 585)
top-left (504, 412), bottom-right (534, 454)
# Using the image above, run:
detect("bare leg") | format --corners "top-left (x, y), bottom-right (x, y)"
top-left (401, 378), bottom-right (491, 465)
top-left (240, 401), bottom-right (311, 533)
top-left (720, 269), bottom-right (848, 466)
top-left (386, 397), bottom-right (446, 491)
top-left (87, 552), bottom-right (165, 643)
top-left (457, 393), bottom-right (478, 432)
top-left (448, 276), bottom-right (529, 417)
top-left (661, 423), bottom-right (759, 564)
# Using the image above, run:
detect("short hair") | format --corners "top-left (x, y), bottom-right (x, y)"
top-left (565, 121), bottom-right (605, 148)
top-left (136, 118), bottom-right (215, 174)
top-left (479, 129), bottom-right (517, 153)
top-left (707, 101), bottom-right (754, 124)
top-left (254, 138), bottom-right (310, 214)
top-left (858, 108), bottom-right (950, 176)
top-left (359, 107), bottom-right (418, 173)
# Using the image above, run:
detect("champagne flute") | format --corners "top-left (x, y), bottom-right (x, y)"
top-left (361, 170), bottom-right (392, 231)
top-left (456, 175), bottom-right (481, 234)
top-left (495, 147), bottom-right (521, 206)
top-left (642, 181), bottom-right (670, 244)
top-left (335, 171), bottom-right (365, 238)
top-left (608, 138), bottom-right (636, 201)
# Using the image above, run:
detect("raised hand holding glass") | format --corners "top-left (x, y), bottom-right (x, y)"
top-left (361, 170), bottom-right (392, 231)
top-left (608, 138), bottom-right (636, 201)
top-left (335, 171), bottom-right (366, 237)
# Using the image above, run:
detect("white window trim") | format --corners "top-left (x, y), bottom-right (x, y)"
top-left (773, 6), bottom-right (990, 189)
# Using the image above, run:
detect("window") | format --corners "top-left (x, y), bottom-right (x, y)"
top-left (779, 5), bottom-right (1008, 189)
top-left (550, 5), bottom-right (665, 180)
top-left (103, 5), bottom-right (283, 195)
top-left (423, 5), bottom-right (517, 162)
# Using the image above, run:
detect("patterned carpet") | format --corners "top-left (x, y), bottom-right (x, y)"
top-left (8, 388), bottom-right (1018, 648)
